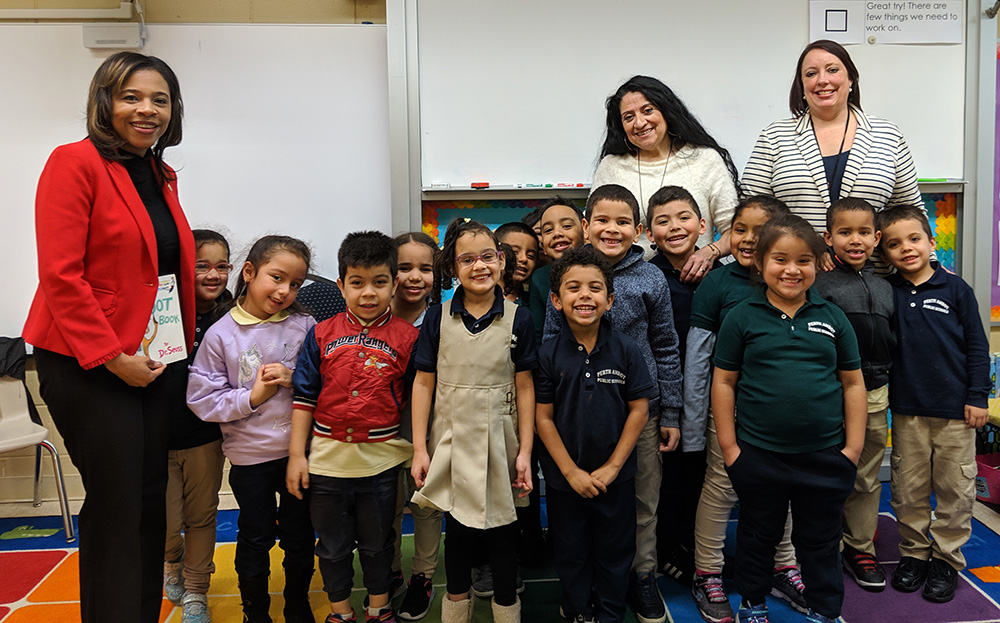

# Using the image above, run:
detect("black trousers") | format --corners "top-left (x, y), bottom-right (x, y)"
top-left (227, 457), bottom-right (315, 583)
top-left (657, 448), bottom-right (707, 556)
top-left (444, 515), bottom-right (519, 605)
top-left (548, 480), bottom-right (636, 623)
top-left (726, 442), bottom-right (856, 619)
top-left (35, 347), bottom-right (180, 623)
top-left (310, 467), bottom-right (398, 602)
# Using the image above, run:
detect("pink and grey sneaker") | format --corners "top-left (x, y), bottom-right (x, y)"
top-left (770, 566), bottom-right (807, 613)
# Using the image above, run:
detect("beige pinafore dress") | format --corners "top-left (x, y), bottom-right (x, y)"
top-left (410, 299), bottom-right (526, 530)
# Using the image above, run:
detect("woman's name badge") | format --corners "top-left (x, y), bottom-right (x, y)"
top-left (137, 274), bottom-right (187, 364)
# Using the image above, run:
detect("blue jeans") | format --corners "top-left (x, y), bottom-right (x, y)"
top-left (310, 466), bottom-right (399, 601)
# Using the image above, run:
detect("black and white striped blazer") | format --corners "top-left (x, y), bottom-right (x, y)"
top-left (741, 105), bottom-right (922, 232)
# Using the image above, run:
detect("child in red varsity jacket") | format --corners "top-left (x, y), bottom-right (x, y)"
top-left (287, 231), bottom-right (419, 623)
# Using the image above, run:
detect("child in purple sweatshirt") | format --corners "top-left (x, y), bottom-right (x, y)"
top-left (187, 235), bottom-right (317, 623)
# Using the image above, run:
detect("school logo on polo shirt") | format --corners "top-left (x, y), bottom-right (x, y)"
top-left (597, 368), bottom-right (626, 385)
top-left (807, 321), bottom-right (836, 338)
top-left (923, 298), bottom-right (950, 314)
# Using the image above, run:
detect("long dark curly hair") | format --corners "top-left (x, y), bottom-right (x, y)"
top-left (598, 75), bottom-right (740, 198)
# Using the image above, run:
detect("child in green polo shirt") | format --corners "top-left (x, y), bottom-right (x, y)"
top-left (688, 196), bottom-right (803, 623)
top-left (713, 213), bottom-right (867, 623)
top-left (529, 196), bottom-right (585, 346)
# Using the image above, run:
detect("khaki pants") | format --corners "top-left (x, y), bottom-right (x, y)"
top-left (890, 414), bottom-right (976, 569)
top-left (633, 415), bottom-right (663, 574)
top-left (693, 415), bottom-right (795, 574)
top-left (164, 439), bottom-right (225, 594)
top-left (393, 468), bottom-right (444, 578)
top-left (842, 403), bottom-right (889, 555)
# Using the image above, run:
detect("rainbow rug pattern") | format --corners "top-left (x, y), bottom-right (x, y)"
top-left (2, 489), bottom-right (1000, 622)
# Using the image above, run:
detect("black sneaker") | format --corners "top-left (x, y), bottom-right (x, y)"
top-left (770, 566), bottom-right (807, 614)
top-left (922, 558), bottom-right (958, 603)
top-left (390, 569), bottom-right (406, 600)
top-left (397, 574), bottom-right (434, 621)
top-left (660, 545), bottom-right (695, 585)
top-left (842, 546), bottom-right (886, 592)
top-left (627, 571), bottom-right (667, 623)
top-left (891, 556), bottom-right (929, 593)
top-left (362, 570), bottom-right (406, 610)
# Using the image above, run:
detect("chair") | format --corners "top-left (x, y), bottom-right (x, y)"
top-left (297, 273), bottom-right (347, 323)
top-left (0, 376), bottom-right (76, 542)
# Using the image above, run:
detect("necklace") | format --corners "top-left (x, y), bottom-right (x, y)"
top-left (814, 109), bottom-right (852, 202)
top-left (636, 149), bottom-right (670, 210)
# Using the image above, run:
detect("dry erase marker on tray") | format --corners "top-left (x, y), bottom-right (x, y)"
top-left (557, 183), bottom-right (584, 188)
top-left (430, 182), bottom-right (451, 189)
top-left (471, 182), bottom-right (490, 189)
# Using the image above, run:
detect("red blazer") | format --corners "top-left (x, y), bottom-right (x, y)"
top-left (23, 139), bottom-right (195, 370)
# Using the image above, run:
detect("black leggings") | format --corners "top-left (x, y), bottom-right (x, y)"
top-left (444, 514), bottom-right (519, 605)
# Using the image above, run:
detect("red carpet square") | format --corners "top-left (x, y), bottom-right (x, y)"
top-left (0, 550), bottom-right (67, 604)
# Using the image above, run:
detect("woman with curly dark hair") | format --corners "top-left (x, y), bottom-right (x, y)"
top-left (593, 75), bottom-right (740, 281)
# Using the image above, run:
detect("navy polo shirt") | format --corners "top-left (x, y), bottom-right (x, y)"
top-left (888, 264), bottom-right (990, 419)
top-left (414, 285), bottom-right (537, 373)
top-left (714, 288), bottom-right (860, 453)
top-left (649, 251), bottom-right (721, 362)
top-left (534, 317), bottom-right (655, 491)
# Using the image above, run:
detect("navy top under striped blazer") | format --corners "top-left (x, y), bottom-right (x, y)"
top-left (741, 105), bottom-right (922, 232)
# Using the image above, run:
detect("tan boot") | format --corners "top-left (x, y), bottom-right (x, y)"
top-left (441, 595), bottom-right (473, 623)
top-left (491, 596), bottom-right (520, 623)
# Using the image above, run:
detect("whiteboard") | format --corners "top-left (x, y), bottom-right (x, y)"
top-left (0, 23), bottom-right (391, 339)
top-left (415, 0), bottom-right (965, 189)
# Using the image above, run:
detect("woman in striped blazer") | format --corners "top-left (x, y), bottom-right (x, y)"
top-left (742, 39), bottom-right (921, 234)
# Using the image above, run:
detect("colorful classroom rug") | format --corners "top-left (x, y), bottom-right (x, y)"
top-left (2, 491), bottom-right (1000, 622)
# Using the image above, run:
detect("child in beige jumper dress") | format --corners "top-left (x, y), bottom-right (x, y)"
top-left (409, 219), bottom-right (537, 623)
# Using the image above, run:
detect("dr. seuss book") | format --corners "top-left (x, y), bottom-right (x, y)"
top-left (137, 274), bottom-right (187, 364)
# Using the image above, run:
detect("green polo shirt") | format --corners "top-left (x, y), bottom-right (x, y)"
top-left (714, 288), bottom-right (861, 453)
top-left (689, 261), bottom-right (753, 333)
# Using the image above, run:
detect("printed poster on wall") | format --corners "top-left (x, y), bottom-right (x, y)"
top-left (811, 0), bottom-right (962, 45)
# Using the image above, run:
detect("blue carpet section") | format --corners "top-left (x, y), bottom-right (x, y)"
top-left (0, 516), bottom-right (78, 551)
top-left (0, 507), bottom-right (415, 552)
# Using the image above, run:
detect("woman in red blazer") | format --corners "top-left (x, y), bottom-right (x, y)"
top-left (24, 52), bottom-right (195, 623)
